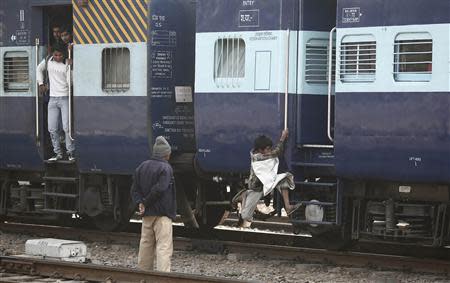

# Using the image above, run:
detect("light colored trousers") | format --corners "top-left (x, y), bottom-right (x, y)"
top-left (241, 190), bottom-right (263, 221)
top-left (48, 96), bottom-right (75, 155)
top-left (138, 216), bottom-right (173, 272)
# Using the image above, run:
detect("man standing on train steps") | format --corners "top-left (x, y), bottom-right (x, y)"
top-left (37, 45), bottom-right (75, 162)
top-left (130, 136), bottom-right (176, 272)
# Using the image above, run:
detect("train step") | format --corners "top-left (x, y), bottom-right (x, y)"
top-left (42, 192), bottom-right (78, 198)
top-left (43, 176), bottom-right (78, 183)
top-left (44, 160), bottom-right (76, 165)
top-left (295, 181), bottom-right (336, 187)
top-left (291, 162), bottom-right (335, 168)
top-left (40, 208), bottom-right (77, 214)
top-left (298, 200), bottom-right (336, 206)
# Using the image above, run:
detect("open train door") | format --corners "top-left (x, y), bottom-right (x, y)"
top-left (0, 1), bottom-right (71, 172)
top-left (32, 2), bottom-right (74, 160)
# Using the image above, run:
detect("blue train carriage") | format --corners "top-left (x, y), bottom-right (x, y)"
top-left (0, 0), bottom-right (198, 231)
top-left (335, 0), bottom-right (450, 246)
top-left (0, 0), bottom-right (60, 223)
top-left (194, 0), bottom-right (339, 232)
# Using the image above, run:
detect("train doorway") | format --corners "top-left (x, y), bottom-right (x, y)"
top-left (39, 5), bottom-right (74, 160)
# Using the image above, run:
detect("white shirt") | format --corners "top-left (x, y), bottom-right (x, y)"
top-left (36, 57), bottom-right (71, 97)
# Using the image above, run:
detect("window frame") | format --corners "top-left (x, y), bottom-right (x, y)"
top-left (393, 32), bottom-right (432, 82)
top-left (3, 51), bottom-right (30, 92)
top-left (213, 37), bottom-right (246, 86)
top-left (339, 35), bottom-right (376, 83)
top-left (305, 38), bottom-right (335, 85)
top-left (101, 47), bottom-right (131, 93)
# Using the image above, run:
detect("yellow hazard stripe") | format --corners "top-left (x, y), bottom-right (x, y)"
top-left (73, 0), bottom-right (148, 44)
top-left (92, 1), bottom-right (125, 43)
top-left (110, 1), bottom-right (140, 42)
top-left (118, 0), bottom-right (146, 40)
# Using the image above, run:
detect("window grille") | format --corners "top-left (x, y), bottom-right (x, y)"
top-left (339, 41), bottom-right (376, 82)
top-left (214, 37), bottom-right (245, 82)
top-left (3, 51), bottom-right (29, 92)
top-left (305, 39), bottom-right (335, 84)
top-left (393, 37), bottom-right (432, 82)
top-left (102, 48), bottom-right (130, 92)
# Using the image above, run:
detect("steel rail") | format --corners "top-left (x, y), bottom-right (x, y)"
top-left (0, 256), bottom-right (247, 283)
top-left (1, 222), bottom-right (450, 276)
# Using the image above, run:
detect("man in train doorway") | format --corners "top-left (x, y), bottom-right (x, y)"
top-left (130, 136), bottom-right (176, 272)
top-left (60, 26), bottom-right (73, 60)
top-left (37, 46), bottom-right (75, 161)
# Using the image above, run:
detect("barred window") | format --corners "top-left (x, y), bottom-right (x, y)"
top-left (339, 38), bottom-right (376, 82)
top-left (102, 48), bottom-right (130, 93)
top-left (3, 51), bottom-right (29, 92)
top-left (394, 33), bottom-right (432, 82)
top-left (305, 39), bottom-right (335, 84)
top-left (214, 37), bottom-right (245, 81)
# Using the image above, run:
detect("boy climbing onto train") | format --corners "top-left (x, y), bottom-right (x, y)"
top-left (233, 129), bottom-right (301, 228)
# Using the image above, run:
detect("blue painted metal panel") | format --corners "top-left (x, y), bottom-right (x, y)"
top-left (335, 92), bottom-right (450, 183)
top-left (195, 92), bottom-right (287, 173)
top-left (337, 0), bottom-right (450, 28)
top-left (31, 0), bottom-right (72, 6)
top-left (0, 0), bottom-right (46, 47)
top-left (74, 96), bottom-right (150, 174)
top-left (301, 0), bottom-right (337, 31)
top-left (149, 0), bottom-right (196, 153)
top-left (196, 0), bottom-right (299, 33)
top-left (0, 97), bottom-right (44, 171)
top-left (297, 94), bottom-right (333, 145)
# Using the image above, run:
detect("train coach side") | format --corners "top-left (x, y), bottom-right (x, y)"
top-left (335, 0), bottom-right (450, 246)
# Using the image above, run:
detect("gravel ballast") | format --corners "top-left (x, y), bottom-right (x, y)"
top-left (0, 230), bottom-right (449, 282)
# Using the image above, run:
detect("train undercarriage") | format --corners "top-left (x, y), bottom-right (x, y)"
top-left (1, 162), bottom-right (449, 248)
top-left (0, 155), bottom-right (230, 232)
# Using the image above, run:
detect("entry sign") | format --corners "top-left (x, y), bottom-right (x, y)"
top-left (342, 7), bottom-right (361, 23)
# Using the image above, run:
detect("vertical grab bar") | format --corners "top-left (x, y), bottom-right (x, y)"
top-left (327, 27), bottom-right (336, 142)
top-left (35, 38), bottom-right (40, 143)
top-left (284, 30), bottom-right (290, 130)
top-left (68, 43), bottom-right (75, 141)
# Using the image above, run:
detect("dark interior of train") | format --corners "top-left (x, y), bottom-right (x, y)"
top-left (41, 5), bottom-right (73, 159)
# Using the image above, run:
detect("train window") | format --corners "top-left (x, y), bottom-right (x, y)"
top-left (214, 38), bottom-right (245, 81)
top-left (305, 39), bottom-right (335, 84)
top-left (102, 48), bottom-right (130, 93)
top-left (3, 51), bottom-right (30, 92)
top-left (393, 33), bottom-right (432, 82)
top-left (339, 37), bottom-right (376, 83)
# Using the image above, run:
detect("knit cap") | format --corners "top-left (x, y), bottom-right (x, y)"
top-left (152, 136), bottom-right (171, 158)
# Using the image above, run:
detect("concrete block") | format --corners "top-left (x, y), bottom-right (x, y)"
top-left (25, 238), bottom-right (87, 262)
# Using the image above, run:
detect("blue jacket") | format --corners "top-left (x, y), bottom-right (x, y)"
top-left (130, 158), bottom-right (176, 220)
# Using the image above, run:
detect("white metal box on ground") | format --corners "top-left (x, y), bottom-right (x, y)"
top-left (25, 238), bottom-right (87, 262)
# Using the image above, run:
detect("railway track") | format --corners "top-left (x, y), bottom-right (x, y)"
top-left (0, 255), bottom-right (246, 283)
top-left (1, 222), bottom-right (450, 276)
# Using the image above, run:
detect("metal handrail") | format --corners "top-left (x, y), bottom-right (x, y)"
top-left (327, 27), bottom-right (336, 142)
top-left (35, 38), bottom-right (40, 144)
top-left (284, 29), bottom-right (290, 130)
top-left (68, 44), bottom-right (75, 141)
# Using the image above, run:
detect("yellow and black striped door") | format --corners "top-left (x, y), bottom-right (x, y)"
top-left (73, 0), bottom-right (149, 44)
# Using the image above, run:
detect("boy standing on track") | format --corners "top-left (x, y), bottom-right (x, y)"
top-left (130, 136), bottom-right (176, 272)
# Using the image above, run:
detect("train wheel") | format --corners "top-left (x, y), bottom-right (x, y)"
top-left (196, 206), bottom-right (227, 229)
top-left (195, 180), bottom-right (227, 230)
top-left (91, 186), bottom-right (135, 232)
